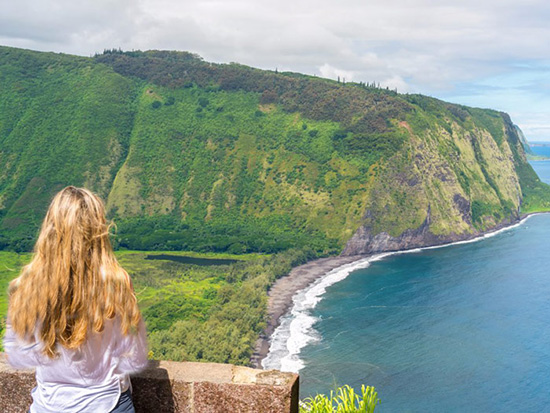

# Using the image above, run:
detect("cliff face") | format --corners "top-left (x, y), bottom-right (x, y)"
top-left (343, 108), bottom-right (527, 255)
top-left (342, 207), bottom-right (516, 255)
top-left (515, 125), bottom-right (535, 156)
top-left (0, 46), bottom-right (548, 253)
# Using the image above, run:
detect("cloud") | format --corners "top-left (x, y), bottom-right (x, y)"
top-left (318, 63), bottom-right (355, 82)
top-left (2, 0), bottom-right (549, 85)
top-left (380, 75), bottom-right (409, 92)
top-left (0, 0), bottom-right (138, 53)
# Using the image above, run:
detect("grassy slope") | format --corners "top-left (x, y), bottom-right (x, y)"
top-left (352, 95), bottom-right (549, 239)
top-left (0, 47), bottom-right (136, 249)
top-left (108, 82), bottom-right (371, 252)
top-left (1, 47), bottom-right (549, 254)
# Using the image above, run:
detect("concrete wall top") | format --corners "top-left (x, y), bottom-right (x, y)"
top-left (0, 354), bottom-right (299, 413)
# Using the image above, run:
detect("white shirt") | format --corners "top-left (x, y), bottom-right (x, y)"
top-left (3, 316), bottom-right (148, 413)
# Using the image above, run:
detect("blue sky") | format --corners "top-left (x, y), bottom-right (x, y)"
top-left (2, 0), bottom-right (549, 140)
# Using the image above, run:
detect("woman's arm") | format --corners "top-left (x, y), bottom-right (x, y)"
top-left (3, 318), bottom-right (43, 369)
top-left (115, 318), bottom-right (149, 373)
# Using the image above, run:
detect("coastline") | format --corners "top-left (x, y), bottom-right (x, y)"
top-left (249, 254), bottom-right (364, 367)
top-left (251, 212), bottom-right (545, 369)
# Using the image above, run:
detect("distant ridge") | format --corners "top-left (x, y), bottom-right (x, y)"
top-left (1, 45), bottom-right (549, 253)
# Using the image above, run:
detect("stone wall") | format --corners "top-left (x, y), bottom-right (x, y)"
top-left (0, 356), bottom-right (299, 412)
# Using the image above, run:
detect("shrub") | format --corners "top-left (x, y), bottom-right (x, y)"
top-left (300, 385), bottom-right (380, 413)
top-left (260, 89), bottom-right (278, 104)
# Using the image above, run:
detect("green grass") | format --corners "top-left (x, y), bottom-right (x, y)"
top-left (0, 251), bottom-right (31, 317)
top-left (0, 251), bottom-right (31, 347)
top-left (114, 250), bottom-right (243, 330)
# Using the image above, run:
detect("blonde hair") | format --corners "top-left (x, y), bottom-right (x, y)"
top-left (8, 186), bottom-right (141, 358)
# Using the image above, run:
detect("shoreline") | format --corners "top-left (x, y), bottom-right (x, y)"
top-left (251, 212), bottom-right (545, 368)
top-left (249, 254), bottom-right (364, 368)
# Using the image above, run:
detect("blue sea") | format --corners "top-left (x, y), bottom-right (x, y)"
top-left (531, 144), bottom-right (550, 159)
top-left (263, 160), bottom-right (550, 412)
top-left (531, 145), bottom-right (550, 184)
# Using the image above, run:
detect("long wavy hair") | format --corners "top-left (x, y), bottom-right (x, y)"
top-left (8, 186), bottom-right (141, 358)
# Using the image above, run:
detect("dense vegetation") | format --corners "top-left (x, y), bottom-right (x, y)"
top-left (0, 248), bottom-right (316, 364)
top-left (2, 46), bottom-right (548, 254)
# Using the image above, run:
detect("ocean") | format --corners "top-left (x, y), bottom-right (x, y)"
top-left (263, 157), bottom-right (550, 412)
top-left (531, 144), bottom-right (550, 160)
top-left (531, 144), bottom-right (550, 184)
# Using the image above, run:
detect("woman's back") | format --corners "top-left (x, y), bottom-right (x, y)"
top-left (3, 186), bottom-right (148, 412)
top-left (5, 315), bottom-right (147, 412)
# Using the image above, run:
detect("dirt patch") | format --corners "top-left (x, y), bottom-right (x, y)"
top-left (258, 104), bottom-right (276, 113)
top-left (399, 121), bottom-right (412, 133)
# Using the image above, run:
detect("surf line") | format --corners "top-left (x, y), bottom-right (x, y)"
top-left (261, 214), bottom-right (537, 373)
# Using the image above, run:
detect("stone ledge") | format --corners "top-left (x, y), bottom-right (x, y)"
top-left (0, 355), bottom-right (299, 413)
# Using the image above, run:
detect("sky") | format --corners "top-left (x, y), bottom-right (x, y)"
top-left (2, 0), bottom-right (550, 141)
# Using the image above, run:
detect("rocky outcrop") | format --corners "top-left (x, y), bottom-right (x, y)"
top-left (342, 205), bottom-right (521, 256)
top-left (343, 222), bottom-right (457, 255)
top-left (343, 207), bottom-right (441, 255)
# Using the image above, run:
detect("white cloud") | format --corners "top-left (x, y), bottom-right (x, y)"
top-left (380, 75), bottom-right (409, 93)
top-left (318, 63), bottom-right (355, 82)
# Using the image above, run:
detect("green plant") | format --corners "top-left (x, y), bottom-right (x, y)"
top-left (300, 384), bottom-right (380, 413)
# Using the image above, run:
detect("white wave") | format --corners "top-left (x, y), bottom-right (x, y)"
top-left (262, 256), bottom-right (381, 372)
top-left (262, 215), bottom-right (537, 373)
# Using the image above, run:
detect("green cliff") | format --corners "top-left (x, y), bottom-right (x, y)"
top-left (1, 46), bottom-right (549, 253)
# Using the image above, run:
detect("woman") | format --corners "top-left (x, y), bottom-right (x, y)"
top-left (4, 186), bottom-right (148, 412)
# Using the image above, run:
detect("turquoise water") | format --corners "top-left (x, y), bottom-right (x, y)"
top-left (530, 145), bottom-right (550, 184)
top-left (294, 162), bottom-right (550, 412)
top-left (531, 144), bottom-right (550, 159)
